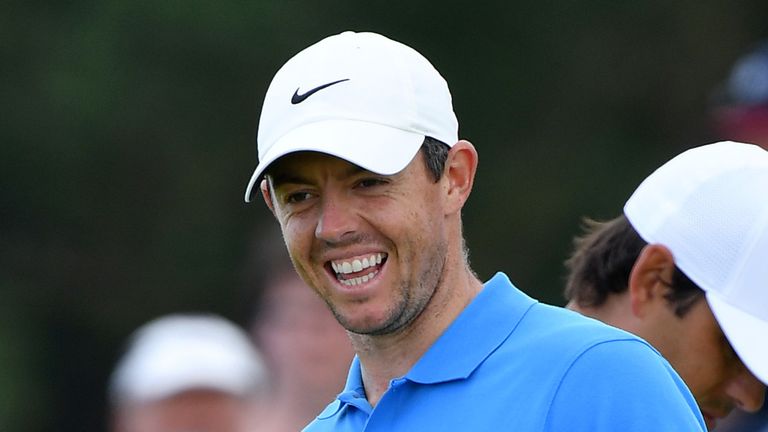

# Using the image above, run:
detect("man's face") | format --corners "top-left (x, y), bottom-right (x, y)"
top-left (263, 151), bottom-right (448, 336)
top-left (648, 298), bottom-right (765, 429)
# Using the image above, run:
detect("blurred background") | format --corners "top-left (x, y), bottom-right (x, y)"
top-left (2, 1), bottom-right (768, 430)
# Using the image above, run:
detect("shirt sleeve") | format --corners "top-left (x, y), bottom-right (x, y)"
top-left (544, 339), bottom-right (706, 432)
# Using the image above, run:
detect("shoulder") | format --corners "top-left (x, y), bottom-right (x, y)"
top-left (460, 295), bottom-right (703, 430)
top-left (475, 299), bottom-right (670, 395)
top-left (481, 273), bottom-right (644, 353)
top-left (509, 300), bottom-right (653, 358)
top-left (474, 283), bottom-right (660, 380)
top-left (541, 326), bottom-right (705, 431)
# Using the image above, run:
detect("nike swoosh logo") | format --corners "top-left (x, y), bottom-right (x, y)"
top-left (291, 79), bottom-right (350, 104)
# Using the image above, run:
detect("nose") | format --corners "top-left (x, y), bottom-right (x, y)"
top-left (315, 193), bottom-right (357, 243)
top-left (726, 366), bottom-right (766, 413)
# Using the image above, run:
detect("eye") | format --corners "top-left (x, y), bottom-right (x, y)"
top-left (285, 191), bottom-right (314, 204)
top-left (356, 177), bottom-right (388, 189)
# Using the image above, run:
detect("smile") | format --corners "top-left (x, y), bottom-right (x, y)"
top-left (330, 253), bottom-right (387, 286)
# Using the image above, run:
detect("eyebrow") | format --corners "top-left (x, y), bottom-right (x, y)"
top-left (269, 172), bottom-right (308, 187)
top-left (268, 163), bottom-right (369, 187)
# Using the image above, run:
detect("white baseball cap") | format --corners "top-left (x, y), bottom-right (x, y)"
top-left (624, 141), bottom-right (768, 384)
top-left (109, 314), bottom-right (267, 404)
top-left (244, 31), bottom-right (459, 202)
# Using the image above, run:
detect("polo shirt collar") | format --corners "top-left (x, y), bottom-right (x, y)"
top-left (336, 272), bottom-right (536, 402)
top-left (336, 357), bottom-right (371, 414)
top-left (407, 272), bottom-right (535, 384)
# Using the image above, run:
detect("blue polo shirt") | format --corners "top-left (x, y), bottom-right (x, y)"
top-left (304, 272), bottom-right (705, 431)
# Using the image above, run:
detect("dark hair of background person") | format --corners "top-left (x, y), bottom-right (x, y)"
top-left (564, 215), bottom-right (704, 317)
top-left (237, 223), bottom-right (354, 432)
top-left (238, 225), bottom-right (294, 327)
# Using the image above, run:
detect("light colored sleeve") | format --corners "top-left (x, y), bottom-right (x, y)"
top-left (544, 339), bottom-right (706, 432)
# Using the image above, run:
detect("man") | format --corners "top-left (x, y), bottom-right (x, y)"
top-left (109, 314), bottom-right (267, 432)
top-left (244, 31), bottom-right (704, 430)
top-left (709, 39), bottom-right (768, 432)
top-left (565, 141), bottom-right (768, 430)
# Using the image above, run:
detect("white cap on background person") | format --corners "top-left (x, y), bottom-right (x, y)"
top-left (245, 31), bottom-right (459, 202)
top-left (109, 313), bottom-right (267, 404)
top-left (624, 141), bottom-right (768, 384)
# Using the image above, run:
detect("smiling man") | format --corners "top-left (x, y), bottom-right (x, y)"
top-left (244, 31), bottom-right (705, 431)
top-left (565, 142), bottom-right (768, 430)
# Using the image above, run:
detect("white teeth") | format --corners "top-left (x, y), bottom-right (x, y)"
top-left (339, 271), bottom-right (378, 287)
top-left (333, 254), bottom-right (385, 287)
top-left (352, 259), bottom-right (363, 272)
top-left (332, 253), bottom-right (385, 275)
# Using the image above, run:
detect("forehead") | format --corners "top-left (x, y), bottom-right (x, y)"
top-left (266, 151), bottom-right (366, 182)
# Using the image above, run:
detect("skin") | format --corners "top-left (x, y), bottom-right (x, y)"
top-left (112, 390), bottom-right (253, 432)
top-left (568, 244), bottom-right (766, 430)
top-left (260, 140), bottom-right (483, 406)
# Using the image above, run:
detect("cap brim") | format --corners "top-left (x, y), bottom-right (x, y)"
top-left (130, 342), bottom-right (262, 401)
top-left (244, 119), bottom-right (425, 202)
top-left (707, 291), bottom-right (768, 384)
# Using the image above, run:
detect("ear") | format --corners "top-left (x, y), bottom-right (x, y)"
top-left (443, 140), bottom-right (478, 214)
top-left (627, 244), bottom-right (676, 318)
top-left (260, 178), bottom-right (276, 215)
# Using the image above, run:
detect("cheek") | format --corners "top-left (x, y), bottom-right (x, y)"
top-left (273, 223), bottom-right (312, 277)
top-left (398, 185), bottom-right (444, 224)
top-left (409, 201), bottom-right (446, 242)
top-left (679, 336), bottom-right (732, 394)
top-left (279, 215), bottom-right (313, 252)
top-left (383, 206), bottom-right (437, 248)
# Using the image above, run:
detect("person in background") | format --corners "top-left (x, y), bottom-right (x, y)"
top-left (243, 30), bottom-right (705, 430)
top-left (709, 39), bottom-right (768, 432)
top-left (108, 313), bottom-right (266, 432)
top-left (241, 227), bottom-right (354, 432)
top-left (711, 40), bottom-right (768, 149)
top-left (565, 141), bottom-right (768, 430)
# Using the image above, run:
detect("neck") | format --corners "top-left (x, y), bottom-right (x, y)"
top-left (351, 261), bottom-right (483, 406)
top-left (567, 292), bottom-right (636, 330)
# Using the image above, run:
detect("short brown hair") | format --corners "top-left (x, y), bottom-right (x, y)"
top-left (564, 215), bottom-right (704, 317)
